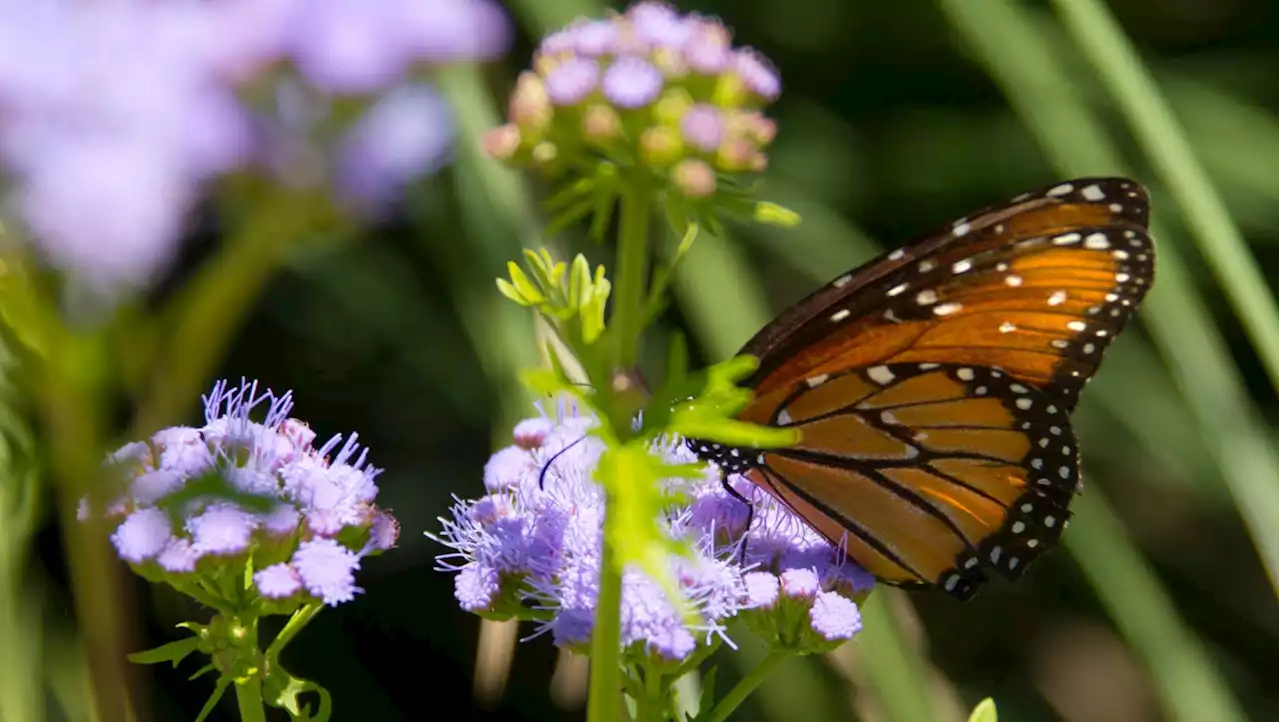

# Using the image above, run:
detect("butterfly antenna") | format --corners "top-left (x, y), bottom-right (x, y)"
top-left (720, 470), bottom-right (755, 565)
top-left (538, 434), bottom-right (587, 490)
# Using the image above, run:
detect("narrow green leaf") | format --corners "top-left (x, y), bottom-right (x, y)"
top-left (126, 638), bottom-right (200, 667)
top-left (194, 679), bottom-right (230, 722)
top-left (968, 697), bottom-right (998, 722)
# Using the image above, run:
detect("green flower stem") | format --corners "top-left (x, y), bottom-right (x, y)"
top-left (705, 649), bottom-right (790, 722)
top-left (234, 676), bottom-right (268, 722)
top-left (134, 190), bottom-right (334, 437)
top-left (264, 603), bottom-right (323, 663)
top-left (610, 182), bottom-right (653, 374)
top-left (636, 665), bottom-right (663, 722)
top-left (587, 517), bottom-right (624, 722)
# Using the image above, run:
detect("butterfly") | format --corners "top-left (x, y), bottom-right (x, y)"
top-left (687, 177), bottom-right (1155, 600)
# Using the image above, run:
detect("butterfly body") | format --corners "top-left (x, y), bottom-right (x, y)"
top-left (688, 177), bottom-right (1155, 600)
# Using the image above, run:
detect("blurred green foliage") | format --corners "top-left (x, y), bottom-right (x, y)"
top-left (0, 0), bottom-right (1275, 721)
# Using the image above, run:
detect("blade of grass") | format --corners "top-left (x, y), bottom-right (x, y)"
top-left (937, 0), bottom-right (1277, 588)
top-left (1065, 487), bottom-right (1248, 722)
top-left (1049, 0), bottom-right (1278, 386)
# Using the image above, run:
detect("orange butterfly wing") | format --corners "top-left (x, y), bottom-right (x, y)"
top-left (692, 177), bottom-right (1154, 599)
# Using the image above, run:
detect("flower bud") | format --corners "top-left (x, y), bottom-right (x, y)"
top-left (640, 127), bottom-right (683, 167)
top-left (483, 124), bottom-right (522, 161)
top-left (672, 159), bottom-right (715, 198)
top-left (583, 104), bottom-right (622, 145)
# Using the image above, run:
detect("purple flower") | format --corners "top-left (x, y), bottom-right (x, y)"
top-left (544, 58), bottom-right (601, 105)
top-left (293, 538), bottom-right (362, 607)
top-left (255, 563), bottom-right (302, 599)
top-left (187, 503), bottom-right (257, 556)
top-left (601, 57), bottom-right (663, 108)
top-left (112, 508), bottom-right (173, 564)
top-left (572, 20), bottom-right (619, 56)
top-left (732, 50), bottom-right (781, 101)
top-left (680, 104), bottom-right (724, 152)
top-left (337, 84), bottom-right (454, 207)
top-left (810, 591), bottom-right (862, 641)
top-left (86, 378), bottom-right (398, 616)
top-left (434, 401), bottom-right (868, 661)
top-left (628, 3), bottom-right (692, 48)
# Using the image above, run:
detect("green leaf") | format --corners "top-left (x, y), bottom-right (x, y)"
top-left (752, 201), bottom-right (802, 227)
top-left (126, 638), bottom-right (201, 668)
top-left (506, 262), bottom-right (544, 304)
top-left (968, 697), bottom-right (998, 722)
top-left (496, 278), bottom-right (531, 306)
top-left (193, 679), bottom-right (230, 722)
top-left (264, 665), bottom-right (333, 722)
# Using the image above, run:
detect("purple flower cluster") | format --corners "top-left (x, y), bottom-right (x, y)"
top-left (432, 403), bottom-right (871, 661)
top-left (85, 379), bottom-right (399, 609)
top-left (0, 0), bottom-right (509, 292)
top-left (486, 2), bottom-right (779, 199)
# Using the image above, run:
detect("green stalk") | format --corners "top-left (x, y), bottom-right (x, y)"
top-left (587, 511), bottom-right (624, 722)
top-left (234, 676), bottom-right (268, 722)
top-left (611, 183), bottom-right (653, 371)
top-left (705, 650), bottom-right (790, 722)
top-left (265, 604), bottom-right (322, 663)
top-left (1049, 0), bottom-right (1279, 385)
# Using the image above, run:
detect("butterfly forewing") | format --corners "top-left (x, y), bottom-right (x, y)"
top-left (690, 177), bottom-right (1154, 599)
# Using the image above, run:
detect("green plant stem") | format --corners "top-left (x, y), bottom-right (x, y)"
top-left (636, 666), bottom-right (663, 722)
top-left (234, 677), bottom-right (268, 722)
top-left (587, 515), bottom-right (624, 722)
top-left (611, 182), bottom-right (653, 372)
top-left (134, 191), bottom-right (329, 436)
top-left (1050, 0), bottom-right (1279, 386)
top-left (705, 650), bottom-right (790, 722)
top-left (265, 603), bottom-right (323, 662)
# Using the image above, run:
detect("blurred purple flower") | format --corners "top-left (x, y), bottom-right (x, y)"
top-left (544, 58), bottom-right (601, 105)
top-left (601, 57), bottom-right (663, 108)
top-left (112, 508), bottom-right (173, 564)
top-left (680, 104), bottom-right (724, 152)
top-left (433, 402), bottom-right (870, 661)
top-left (336, 84), bottom-right (454, 208)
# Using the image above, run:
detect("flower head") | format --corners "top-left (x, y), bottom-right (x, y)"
top-left (433, 402), bottom-right (869, 662)
top-left (84, 379), bottom-right (398, 614)
top-left (487, 2), bottom-right (780, 203)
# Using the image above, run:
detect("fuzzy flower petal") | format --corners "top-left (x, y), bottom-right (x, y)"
top-left (255, 563), bottom-right (302, 599)
top-left (810, 591), bottom-right (862, 641)
top-left (601, 56), bottom-right (663, 108)
top-left (112, 508), bottom-right (173, 564)
top-left (293, 538), bottom-right (361, 606)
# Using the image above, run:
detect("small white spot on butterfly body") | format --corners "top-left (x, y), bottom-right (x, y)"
top-left (884, 308), bottom-right (902, 322)
top-left (830, 309), bottom-right (851, 322)
top-left (944, 575), bottom-right (960, 592)
top-left (1038, 438), bottom-right (1049, 448)
top-left (1047, 405), bottom-right (1058, 414)
top-left (777, 409), bottom-right (793, 425)
top-left (933, 302), bottom-right (963, 316)
top-left (952, 259), bottom-right (973, 273)
top-left (1005, 275), bottom-right (1023, 287)
top-left (1109, 203), bottom-right (1123, 212)
top-left (975, 386), bottom-right (988, 395)
top-left (1045, 516), bottom-right (1057, 527)
top-left (1016, 398), bottom-right (1033, 410)
top-left (995, 223), bottom-right (1006, 234)
top-left (1031, 459), bottom-right (1043, 470)
top-left (1110, 309), bottom-right (1122, 317)
top-left (918, 259), bottom-right (937, 273)
top-left (916, 289), bottom-right (938, 305)
top-left (1027, 539), bottom-right (1040, 548)
top-left (1084, 233), bottom-right (1110, 249)
top-left (1058, 466), bottom-right (1070, 479)
top-left (957, 368), bottom-right (975, 381)
top-left (1021, 503), bottom-right (1033, 513)
top-left (991, 546), bottom-right (1003, 562)
top-left (919, 362), bottom-right (940, 370)
top-left (806, 374), bottom-right (829, 388)
top-left (1049, 425), bottom-right (1061, 435)
top-left (867, 366), bottom-right (895, 385)
top-left (965, 557), bottom-right (979, 569)
top-left (1052, 232), bottom-right (1081, 245)
top-left (1062, 445), bottom-right (1071, 455)
top-left (1067, 320), bottom-right (1087, 332)
top-left (953, 222), bottom-right (972, 237)
top-left (1010, 383), bottom-right (1028, 393)
top-left (887, 283), bottom-right (908, 297)
top-left (888, 248), bottom-right (906, 261)
top-left (1081, 184), bottom-right (1105, 200)
top-left (833, 274), bottom-right (854, 288)
top-left (1008, 557), bottom-right (1020, 570)
top-left (1083, 343), bottom-right (1097, 354)
top-left (1048, 290), bottom-right (1067, 306)
top-left (999, 322), bottom-right (1017, 333)
top-left (1047, 183), bottom-right (1074, 196)
top-left (1012, 521), bottom-right (1026, 534)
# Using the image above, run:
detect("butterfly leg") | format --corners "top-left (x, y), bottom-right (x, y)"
top-left (537, 434), bottom-right (586, 490)
top-left (719, 471), bottom-right (755, 563)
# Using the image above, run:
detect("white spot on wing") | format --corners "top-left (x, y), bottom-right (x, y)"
top-left (1052, 232), bottom-right (1081, 245)
top-left (867, 366), bottom-right (895, 385)
top-left (953, 222), bottom-right (972, 237)
top-left (933, 302), bottom-right (963, 316)
top-left (1047, 183), bottom-right (1074, 196)
top-left (887, 283), bottom-right (908, 297)
top-left (952, 259), bottom-right (973, 274)
top-left (777, 409), bottom-right (792, 425)
top-left (1067, 320), bottom-right (1086, 332)
top-left (832, 274), bottom-right (853, 288)
top-left (918, 259), bottom-right (937, 273)
top-left (999, 321), bottom-right (1016, 333)
top-left (888, 248), bottom-right (905, 261)
top-left (830, 309), bottom-right (851, 322)
top-left (916, 289), bottom-right (938, 305)
top-left (1005, 275), bottom-right (1023, 287)
top-left (805, 374), bottom-right (829, 388)
top-left (1084, 233), bottom-right (1109, 250)
top-left (1081, 184), bottom-right (1105, 200)
top-left (1016, 398), bottom-right (1033, 410)
top-left (957, 368), bottom-right (975, 381)
top-left (1048, 290), bottom-right (1067, 306)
